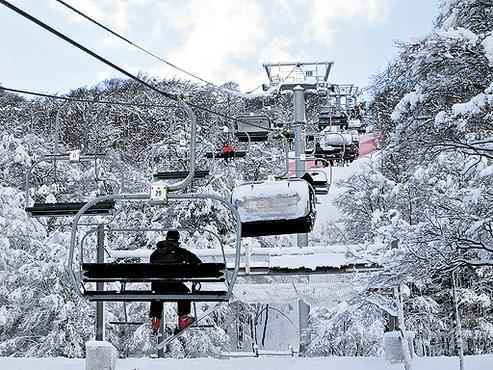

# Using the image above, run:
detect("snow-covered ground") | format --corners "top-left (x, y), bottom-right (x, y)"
top-left (1, 355), bottom-right (491, 370)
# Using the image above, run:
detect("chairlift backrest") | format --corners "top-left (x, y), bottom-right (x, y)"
top-left (348, 119), bottom-right (362, 128)
top-left (308, 170), bottom-right (329, 185)
top-left (232, 179), bottom-right (316, 237)
top-left (24, 153), bottom-right (117, 216)
top-left (319, 133), bottom-right (352, 148)
top-left (236, 115), bottom-right (271, 133)
top-left (69, 149), bottom-right (81, 162)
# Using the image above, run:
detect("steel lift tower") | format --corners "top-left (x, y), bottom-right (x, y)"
top-left (262, 61), bottom-right (334, 354)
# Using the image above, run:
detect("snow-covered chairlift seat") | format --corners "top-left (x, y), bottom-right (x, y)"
top-left (319, 132), bottom-right (353, 148)
top-left (232, 179), bottom-right (316, 237)
top-left (314, 132), bottom-right (352, 161)
top-left (318, 132), bottom-right (359, 162)
top-left (307, 171), bottom-right (330, 195)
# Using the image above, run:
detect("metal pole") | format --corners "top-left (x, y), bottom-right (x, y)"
top-left (293, 85), bottom-right (306, 178)
top-left (293, 85), bottom-right (310, 354)
top-left (96, 224), bottom-right (105, 341)
top-left (293, 85), bottom-right (308, 248)
top-left (452, 271), bottom-right (465, 370)
top-left (298, 298), bottom-right (310, 355)
top-left (396, 285), bottom-right (413, 370)
top-left (158, 306), bottom-right (165, 358)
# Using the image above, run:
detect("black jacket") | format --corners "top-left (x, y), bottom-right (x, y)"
top-left (150, 239), bottom-right (201, 265)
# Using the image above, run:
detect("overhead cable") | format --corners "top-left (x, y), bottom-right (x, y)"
top-left (0, 0), bottom-right (274, 132)
top-left (54, 0), bottom-right (247, 98)
top-left (0, 86), bottom-right (176, 109)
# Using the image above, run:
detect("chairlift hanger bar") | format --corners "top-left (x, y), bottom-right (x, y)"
top-left (0, 1), bottom-right (274, 133)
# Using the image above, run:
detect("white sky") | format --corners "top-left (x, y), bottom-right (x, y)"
top-left (0, 0), bottom-right (440, 94)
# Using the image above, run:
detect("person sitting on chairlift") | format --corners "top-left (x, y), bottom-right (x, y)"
top-left (149, 230), bottom-right (201, 334)
top-left (222, 143), bottom-right (235, 157)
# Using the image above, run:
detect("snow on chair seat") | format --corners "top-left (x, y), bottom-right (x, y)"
top-left (232, 179), bottom-right (316, 237)
top-left (84, 290), bottom-right (229, 302)
top-left (82, 262), bottom-right (226, 282)
top-left (319, 132), bottom-right (353, 148)
top-left (26, 200), bottom-right (115, 217)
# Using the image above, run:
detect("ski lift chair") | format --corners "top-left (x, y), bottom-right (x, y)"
top-left (306, 170), bottom-right (330, 195)
top-left (153, 135), bottom-right (210, 180)
top-left (318, 110), bottom-right (332, 129)
top-left (67, 100), bottom-right (242, 304)
top-left (24, 151), bottom-right (116, 217)
top-left (314, 132), bottom-right (352, 164)
top-left (318, 111), bottom-right (349, 130)
top-left (290, 155), bottom-right (332, 194)
top-left (204, 126), bottom-right (247, 160)
top-left (205, 141), bottom-right (247, 160)
top-left (205, 143), bottom-right (247, 160)
top-left (232, 179), bottom-right (316, 237)
top-left (234, 115), bottom-right (272, 143)
top-left (67, 193), bottom-right (241, 303)
top-left (205, 149), bottom-right (247, 160)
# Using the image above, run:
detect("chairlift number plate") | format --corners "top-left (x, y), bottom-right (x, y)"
top-left (151, 183), bottom-right (168, 202)
top-left (69, 150), bottom-right (81, 162)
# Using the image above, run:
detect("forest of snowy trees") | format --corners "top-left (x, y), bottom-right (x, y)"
top-left (330, 0), bottom-right (493, 357)
top-left (0, 0), bottom-right (492, 360)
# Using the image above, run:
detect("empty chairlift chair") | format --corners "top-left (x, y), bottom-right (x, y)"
top-left (235, 115), bottom-right (272, 143)
top-left (315, 131), bottom-right (352, 162)
top-left (24, 151), bottom-right (116, 217)
top-left (232, 179), bottom-right (316, 237)
top-left (304, 171), bottom-right (330, 195)
top-left (318, 111), bottom-right (349, 130)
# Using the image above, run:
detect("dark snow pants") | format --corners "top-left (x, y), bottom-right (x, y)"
top-left (149, 282), bottom-right (191, 319)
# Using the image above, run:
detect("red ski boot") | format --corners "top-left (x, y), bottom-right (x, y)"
top-left (178, 315), bottom-right (194, 331)
top-left (151, 318), bottom-right (161, 335)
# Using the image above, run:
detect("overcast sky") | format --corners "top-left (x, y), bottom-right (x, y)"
top-left (1, 0), bottom-right (440, 94)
